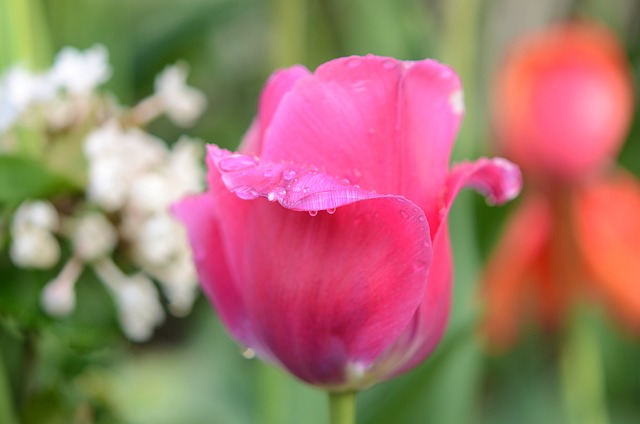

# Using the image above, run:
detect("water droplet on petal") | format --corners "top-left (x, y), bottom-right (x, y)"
top-left (327, 208), bottom-right (336, 215)
top-left (399, 210), bottom-right (409, 219)
top-left (267, 192), bottom-right (277, 202)
top-left (242, 348), bottom-right (255, 359)
top-left (418, 215), bottom-right (426, 222)
top-left (235, 187), bottom-right (259, 200)
top-left (218, 154), bottom-right (258, 172)
top-left (309, 210), bottom-right (318, 217)
top-left (283, 169), bottom-right (296, 180)
top-left (352, 168), bottom-right (362, 179)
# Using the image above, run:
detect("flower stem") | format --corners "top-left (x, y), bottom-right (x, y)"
top-left (328, 391), bottom-right (356, 424)
top-left (560, 313), bottom-right (608, 424)
top-left (0, 345), bottom-right (17, 424)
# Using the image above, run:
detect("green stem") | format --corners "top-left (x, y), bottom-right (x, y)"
top-left (0, 345), bottom-right (17, 424)
top-left (269, 0), bottom-right (306, 68)
top-left (328, 391), bottom-right (356, 424)
top-left (560, 314), bottom-right (608, 424)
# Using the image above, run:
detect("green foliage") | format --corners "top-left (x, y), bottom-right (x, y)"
top-left (0, 155), bottom-right (73, 205)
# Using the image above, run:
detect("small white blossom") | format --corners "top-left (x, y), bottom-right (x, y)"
top-left (10, 228), bottom-right (60, 269)
top-left (49, 45), bottom-right (111, 95)
top-left (116, 274), bottom-right (166, 342)
top-left (71, 212), bottom-right (118, 262)
top-left (154, 63), bottom-right (207, 127)
top-left (93, 257), bottom-right (165, 342)
top-left (41, 257), bottom-right (83, 317)
top-left (84, 121), bottom-right (168, 210)
top-left (10, 201), bottom-right (60, 269)
top-left (0, 66), bottom-right (55, 131)
top-left (12, 200), bottom-right (60, 232)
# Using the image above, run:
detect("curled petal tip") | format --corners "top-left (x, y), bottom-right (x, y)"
top-left (448, 157), bottom-right (523, 206)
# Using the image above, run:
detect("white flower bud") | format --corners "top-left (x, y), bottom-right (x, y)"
top-left (72, 212), bottom-right (118, 261)
top-left (10, 201), bottom-right (61, 269)
top-left (49, 44), bottom-right (111, 95)
top-left (41, 257), bottom-right (83, 317)
top-left (84, 122), bottom-right (168, 211)
top-left (10, 227), bottom-right (60, 269)
top-left (92, 258), bottom-right (165, 342)
top-left (12, 200), bottom-right (59, 232)
top-left (116, 274), bottom-right (165, 342)
top-left (154, 63), bottom-right (207, 127)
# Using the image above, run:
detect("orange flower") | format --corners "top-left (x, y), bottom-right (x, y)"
top-left (482, 21), bottom-right (637, 349)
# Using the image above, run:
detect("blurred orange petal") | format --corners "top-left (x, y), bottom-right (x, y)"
top-left (481, 194), bottom-right (552, 349)
top-left (575, 173), bottom-right (640, 332)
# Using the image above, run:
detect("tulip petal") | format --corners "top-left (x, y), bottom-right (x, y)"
top-left (402, 60), bottom-right (464, 227)
top-left (172, 193), bottom-right (261, 352)
top-left (208, 145), bottom-right (380, 211)
top-left (239, 65), bottom-right (311, 155)
top-left (374, 229), bottom-right (452, 379)
top-left (199, 145), bottom-right (433, 386)
top-left (480, 195), bottom-right (552, 348)
top-left (575, 173), bottom-right (640, 331)
top-left (238, 197), bottom-right (431, 386)
top-left (259, 56), bottom-right (463, 209)
top-left (437, 158), bottom-right (522, 239)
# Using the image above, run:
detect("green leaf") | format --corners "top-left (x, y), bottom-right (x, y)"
top-left (0, 155), bottom-right (73, 204)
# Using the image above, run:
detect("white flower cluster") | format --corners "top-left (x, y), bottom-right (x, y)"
top-left (0, 45), bottom-right (110, 132)
top-left (3, 45), bottom-right (207, 342)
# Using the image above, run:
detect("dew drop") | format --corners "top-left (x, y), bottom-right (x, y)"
top-left (327, 208), bottom-right (336, 215)
top-left (399, 210), bottom-right (409, 219)
top-left (218, 154), bottom-right (258, 172)
top-left (235, 187), bottom-right (259, 200)
top-left (267, 192), bottom-right (277, 202)
top-left (352, 168), bottom-right (362, 179)
top-left (283, 169), bottom-right (296, 180)
top-left (242, 348), bottom-right (256, 359)
top-left (309, 210), bottom-right (318, 217)
top-left (418, 215), bottom-right (426, 222)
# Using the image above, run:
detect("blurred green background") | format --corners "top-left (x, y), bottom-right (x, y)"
top-left (1, 0), bottom-right (640, 423)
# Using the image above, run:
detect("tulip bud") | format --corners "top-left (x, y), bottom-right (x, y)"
top-left (493, 22), bottom-right (633, 183)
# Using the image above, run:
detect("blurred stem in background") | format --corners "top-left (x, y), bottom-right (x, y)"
top-left (561, 310), bottom-right (609, 424)
top-left (550, 190), bottom-right (609, 424)
top-left (0, 346), bottom-right (17, 424)
top-left (269, 0), bottom-right (307, 68)
top-left (441, 0), bottom-right (482, 161)
top-left (0, 0), bottom-right (51, 69)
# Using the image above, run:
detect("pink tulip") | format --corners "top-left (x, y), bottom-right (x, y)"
top-left (173, 55), bottom-right (521, 389)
